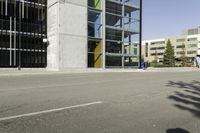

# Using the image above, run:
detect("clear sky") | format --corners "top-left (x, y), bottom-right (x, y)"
top-left (142, 0), bottom-right (200, 40)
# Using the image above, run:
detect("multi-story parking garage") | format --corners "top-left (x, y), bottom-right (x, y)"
top-left (0, 0), bottom-right (47, 68)
top-left (0, 0), bottom-right (141, 70)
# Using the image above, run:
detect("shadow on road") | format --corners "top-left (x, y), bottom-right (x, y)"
top-left (167, 80), bottom-right (200, 118)
top-left (166, 128), bottom-right (190, 133)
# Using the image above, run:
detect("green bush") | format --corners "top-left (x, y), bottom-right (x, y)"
top-left (149, 62), bottom-right (193, 68)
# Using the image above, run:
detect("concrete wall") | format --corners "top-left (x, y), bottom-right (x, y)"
top-left (47, 0), bottom-right (88, 70)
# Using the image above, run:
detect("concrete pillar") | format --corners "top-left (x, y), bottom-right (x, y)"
top-left (47, 0), bottom-right (88, 70)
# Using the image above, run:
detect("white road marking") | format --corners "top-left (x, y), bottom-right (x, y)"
top-left (0, 101), bottom-right (103, 122)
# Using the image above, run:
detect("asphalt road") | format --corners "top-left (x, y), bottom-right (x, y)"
top-left (0, 72), bottom-right (199, 133)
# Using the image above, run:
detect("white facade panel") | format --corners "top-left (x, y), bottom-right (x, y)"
top-left (59, 3), bottom-right (87, 37)
top-left (59, 35), bottom-right (87, 69)
top-left (47, 0), bottom-right (88, 70)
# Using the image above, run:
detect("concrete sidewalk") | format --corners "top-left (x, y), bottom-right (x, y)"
top-left (146, 67), bottom-right (200, 72)
top-left (0, 68), bottom-right (142, 77)
top-left (0, 67), bottom-right (199, 77)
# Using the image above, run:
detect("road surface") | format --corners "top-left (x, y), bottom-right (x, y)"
top-left (0, 71), bottom-right (199, 133)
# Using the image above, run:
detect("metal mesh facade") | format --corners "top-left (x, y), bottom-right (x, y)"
top-left (0, 0), bottom-right (47, 68)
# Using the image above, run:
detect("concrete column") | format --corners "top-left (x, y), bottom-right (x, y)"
top-left (47, 0), bottom-right (88, 70)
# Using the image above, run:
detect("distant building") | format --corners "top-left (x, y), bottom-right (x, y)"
top-left (142, 26), bottom-right (200, 63)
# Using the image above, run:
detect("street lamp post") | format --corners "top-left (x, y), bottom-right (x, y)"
top-left (139, 0), bottom-right (142, 68)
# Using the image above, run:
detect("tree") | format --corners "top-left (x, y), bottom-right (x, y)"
top-left (163, 40), bottom-right (175, 66)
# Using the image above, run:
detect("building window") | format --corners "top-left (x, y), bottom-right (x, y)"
top-left (187, 44), bottom-right (197, 48)
top-left (176, 45), bottom-right (185, 48)
top-left (187, 38), bottom-right (197, 42)
top-left (176, 51), bottom-right (185, 55)
top-left (176, 38), bottom-right (185, 42)
top-left (151, 53), bottom-right (164, 56)
top-left (88, 0), bottom-right (102, 10)
top-left (106, 41), bottom-right (122, 54)
top-left (150, 47), bottom-right (165, 50)
top-left (187, 51), bottom-right (197, 55)
top-left (150, 41), bottom-right (165, 45)
top-left (106, 55), bottom-right (122, 68)
top-left (145, 43), bottom-right (148, 57)
top-left (88, 9), bottom-right (102, 39)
